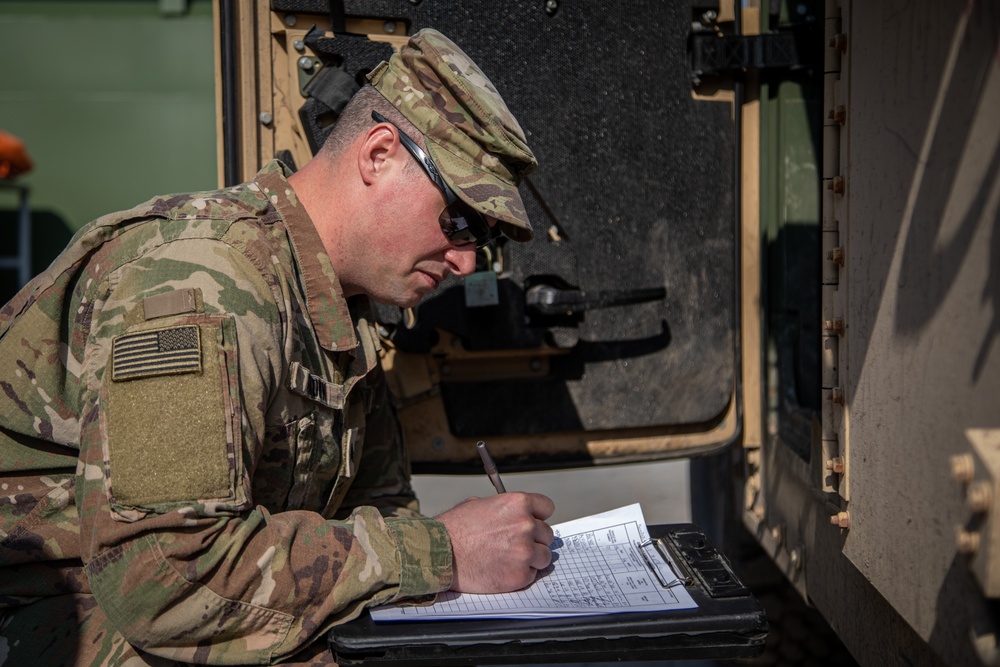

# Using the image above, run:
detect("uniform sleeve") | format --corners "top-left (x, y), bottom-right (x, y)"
top-left (77, 236), bottom-right (452, 665)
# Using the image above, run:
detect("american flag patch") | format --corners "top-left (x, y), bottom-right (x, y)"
top-left (112, 325), bottom-right (202, 381)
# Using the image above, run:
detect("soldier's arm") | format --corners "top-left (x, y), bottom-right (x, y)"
top-left (77, 233), bottom-right (452, 664)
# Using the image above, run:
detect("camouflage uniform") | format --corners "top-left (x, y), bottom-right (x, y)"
top-left (0, 161), bottom-right (452, 665)
top-left (0, 28), bottom-right (537, 666)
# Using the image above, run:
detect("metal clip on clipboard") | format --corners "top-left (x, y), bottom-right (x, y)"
top-left (638, 537), bottom-right (694, 589)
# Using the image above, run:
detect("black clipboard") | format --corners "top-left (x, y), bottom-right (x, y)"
top-left (328, 524), bottom-right (766, 665)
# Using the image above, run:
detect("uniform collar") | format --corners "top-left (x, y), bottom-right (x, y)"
top-left (254, 160), bottom-right (360, 352)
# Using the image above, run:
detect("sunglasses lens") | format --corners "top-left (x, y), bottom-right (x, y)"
top-left (441, 204), bottom-right (497, 248)
top-left (370, 110), bottom-right (504, 249)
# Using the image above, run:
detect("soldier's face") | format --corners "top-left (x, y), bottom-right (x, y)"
top-left (360, 164), bottom-right (479, 308)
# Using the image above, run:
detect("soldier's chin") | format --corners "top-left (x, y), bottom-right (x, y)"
top-left (373, 292), bottom-right (424, 310)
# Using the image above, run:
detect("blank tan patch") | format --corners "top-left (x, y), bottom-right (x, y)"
top-left (142, 288), bottom-right (198, 320)
top-left (105, 322), bottom-right (232, 507)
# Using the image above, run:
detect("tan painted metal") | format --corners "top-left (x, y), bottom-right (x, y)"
top-left (959, 429), bottom-right (1000, 596)
top-left (740, 6), bottom-right (764, 456)
top-left (213, 0), bottom-right (224, 187)
top-left (214, 1), bottom-right (407, 183)
top-left (212, 0), bottom-right (267, 182)
top-left (841, 0), bottom-right (1000, 638)
top-left (383, 342), bottom-right (739, 467)
top-left (744, 0), bottom-right (1000, 664)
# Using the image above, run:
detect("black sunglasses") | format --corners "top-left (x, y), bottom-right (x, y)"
top-left (371, 110), bottom-right (500, 249)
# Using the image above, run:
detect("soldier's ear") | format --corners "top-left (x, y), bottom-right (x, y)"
top-left (358, 124), bottom-right (399, 185)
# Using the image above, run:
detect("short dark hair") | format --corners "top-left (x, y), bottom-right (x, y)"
top-left (319, 85), bottom-right (425, 166)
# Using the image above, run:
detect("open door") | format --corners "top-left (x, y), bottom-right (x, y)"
top-left (217, 1), bottom-right (782, 661)
top-left (217, 0), bottom-right (743, 472)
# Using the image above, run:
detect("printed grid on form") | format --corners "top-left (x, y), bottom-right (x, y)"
top-left (393, 518), bottom-right (682, 617)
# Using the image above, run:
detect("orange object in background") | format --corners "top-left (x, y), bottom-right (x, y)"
top-left (0, 130), bottom-right (34, 179)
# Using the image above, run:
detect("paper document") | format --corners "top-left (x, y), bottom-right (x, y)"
top-left (371, 504), bottom-right (698, 621)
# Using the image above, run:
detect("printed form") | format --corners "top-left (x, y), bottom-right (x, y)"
top-left (371, 504), bottom-right (698, 621)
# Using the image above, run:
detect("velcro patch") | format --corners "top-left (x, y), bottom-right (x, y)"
top-left (112, 325), bottom-right (202, 381)
top-left (143, 288), bottom-right (198, 320)
top-left (105, 317), bottom-right (235, 512)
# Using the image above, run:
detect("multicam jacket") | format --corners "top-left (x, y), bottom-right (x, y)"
top-left (0, 161), bottom-right (453, 664)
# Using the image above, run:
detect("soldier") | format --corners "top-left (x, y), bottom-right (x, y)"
top-left (0, 29), bottom-right (554, 665)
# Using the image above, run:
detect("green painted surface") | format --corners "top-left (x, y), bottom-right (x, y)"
top-left (759, 0), bottom-right (824, 457)
top-left (0, 0), bottom-right (216, 300)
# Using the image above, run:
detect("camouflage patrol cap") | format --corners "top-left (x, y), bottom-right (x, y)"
top-left (367, 29), bottom-right (537, 241)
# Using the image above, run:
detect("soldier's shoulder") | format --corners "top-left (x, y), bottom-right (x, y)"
top-left (131, 180), bottom-right (271, 227)
top-left (81, 181), bottom-right (276, 260)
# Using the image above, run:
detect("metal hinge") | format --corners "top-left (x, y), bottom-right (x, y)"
top-left (822, 0), bottom-right (848, 506)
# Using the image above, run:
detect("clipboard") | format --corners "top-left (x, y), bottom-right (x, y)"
top-left (328, 524), bottom-right (765, 665)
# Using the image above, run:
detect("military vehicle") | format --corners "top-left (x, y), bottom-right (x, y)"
top-left (220, 0), bottom-right (999, 664)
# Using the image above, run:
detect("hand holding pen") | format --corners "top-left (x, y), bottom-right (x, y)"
top-left (434, 440), bottom-right (555, 593)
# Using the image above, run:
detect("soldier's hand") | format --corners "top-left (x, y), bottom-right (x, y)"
top-left (436, 492), bottom-right (555, 593)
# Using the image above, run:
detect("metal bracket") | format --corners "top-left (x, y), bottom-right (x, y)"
top-left (689, 30), bottom-right (810, 84)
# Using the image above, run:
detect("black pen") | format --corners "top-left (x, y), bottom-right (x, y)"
top-left (476, 440), bottom-right (507, 494)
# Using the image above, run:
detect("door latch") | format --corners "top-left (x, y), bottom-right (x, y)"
top-left (525, 284), bottom-right (666, 316)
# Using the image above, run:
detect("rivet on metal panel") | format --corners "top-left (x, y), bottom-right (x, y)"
top-left (957, 529), bottom-right (981, 555)
top-left (951, 454), bottom-right (976, 484)
top-left (968, 481), bottom-right (993, 514)
top-left (293, 40), bottom-right (306, 53)
top-left (827, 246), bottom-right (846, 265)
top-left (827, 387), bottom-right (844, 404)
top-left (284, 14), bottom-right (297, 27)
top-left (383, 21), bottom-right (397, 34)
top-left (826, 175), bottom-right (845, 194)
top-left (828, 105), bottom-right (847, 124)
top-left (789, 548), bottom-right (802, 570)
top-left (258, 112), bottom-right (273, 126)
top-left (829, 33), bottom-right (847, 53)
top-left (830, 511), bottom-right (851, 529)
top-left (825, 456), bottom-right (845, 474)
top-left (298, 56), bottom-right (315, 72)
top-left (824, 317), bottom-right (845, 335)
